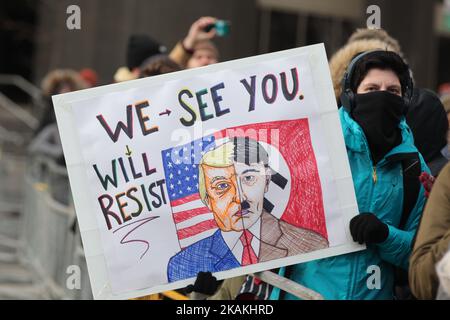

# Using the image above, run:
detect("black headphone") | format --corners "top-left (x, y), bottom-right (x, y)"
top-left (340, 50), bottom-right (414, 114)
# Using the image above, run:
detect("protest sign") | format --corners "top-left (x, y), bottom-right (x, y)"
top-left (53, 43), bottom-right (363, 299)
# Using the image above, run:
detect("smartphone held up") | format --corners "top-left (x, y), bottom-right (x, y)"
top-left (204, 20), bottom-right (231, 37)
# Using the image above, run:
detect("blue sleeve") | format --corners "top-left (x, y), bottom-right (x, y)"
top-left (376, 169), bottom-right (428, 270)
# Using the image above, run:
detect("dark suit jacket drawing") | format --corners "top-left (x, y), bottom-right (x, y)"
top-left (167, 211), bottom-right (329, 282)
top-left (258, 210), bottom-right (329, 262)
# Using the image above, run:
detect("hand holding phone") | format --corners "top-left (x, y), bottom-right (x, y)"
top-left (183, 17), bottom-right (228, 52)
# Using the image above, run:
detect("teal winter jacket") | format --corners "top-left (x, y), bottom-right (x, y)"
top-left (271, 107), bottom-right (429, 300)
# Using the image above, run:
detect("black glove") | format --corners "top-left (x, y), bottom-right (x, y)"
top-left (350, 213), bottom-right (389, 244)
top-left (185, 271), bottom-right (220, 295)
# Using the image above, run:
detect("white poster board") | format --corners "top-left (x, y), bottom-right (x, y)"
top-left (53, 43), bottom-right (363, 300)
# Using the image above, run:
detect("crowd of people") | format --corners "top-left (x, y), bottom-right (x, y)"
top-left (30, 16), bottom-right (450, 300)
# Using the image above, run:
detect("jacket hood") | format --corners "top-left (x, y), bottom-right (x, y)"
top-left (41, 69), bottom-right (88, 97)
top-left (406, 88), bottom-right (449, 162)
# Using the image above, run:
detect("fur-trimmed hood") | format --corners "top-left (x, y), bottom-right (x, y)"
top-left (328, 39), bottom-right (397, 101)
top-left (41, 69), bottom-right (88, 97)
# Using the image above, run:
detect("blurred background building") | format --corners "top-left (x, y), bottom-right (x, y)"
top-left (0, 0), bottom-right (449, 299)
top-left (1, 0), bottom-right (449, 88)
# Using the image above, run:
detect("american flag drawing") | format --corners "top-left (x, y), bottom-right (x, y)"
top-left (161, 135), bottom-right (218, 249)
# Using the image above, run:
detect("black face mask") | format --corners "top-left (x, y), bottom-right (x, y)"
top-left (352, 91), bottom-right (406, 164)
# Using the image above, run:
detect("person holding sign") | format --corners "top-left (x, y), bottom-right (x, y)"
top-left (271, 50), bottom-right (429, 300)
top-left (167, 137), bottom-right (328, 282)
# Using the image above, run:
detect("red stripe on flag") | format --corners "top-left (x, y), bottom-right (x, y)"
top-left (177, 219), bottom-right (217, 240)
top-left (214, 130), bottom-right (226, 140)
top-left (173, 207), bottom-right (211, 224)
top-left (170, 193), bottom-right (201, 207)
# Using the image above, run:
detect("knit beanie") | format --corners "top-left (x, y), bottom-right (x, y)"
top-left (126, 34), bottom-right (167, 70)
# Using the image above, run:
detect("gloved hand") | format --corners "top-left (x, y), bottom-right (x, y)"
top-left (350, 213), bottom-right (389, 244)
top-left (185, 271), bottom-right (220, 295)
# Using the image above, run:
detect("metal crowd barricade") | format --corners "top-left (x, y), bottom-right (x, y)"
top-left (0, 125), bottom-right (29, 295)
top-left (0, 140), bottom-right (26, 215)
top-left (0, 73), bottom-right (41, 268)
top-left (0, 73), bottom-right (41, 212)
top-left (20, 154), bottom-right (92, 299)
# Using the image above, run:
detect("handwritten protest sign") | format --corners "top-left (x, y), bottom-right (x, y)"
top-left (53, 43), bottom-right (363, 299)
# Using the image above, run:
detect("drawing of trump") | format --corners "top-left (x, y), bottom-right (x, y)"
top-left (167, 137), bottom-right (328, 282)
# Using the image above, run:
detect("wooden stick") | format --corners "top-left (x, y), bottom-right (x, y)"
top-left (252, 271), bottom-right (324, 300)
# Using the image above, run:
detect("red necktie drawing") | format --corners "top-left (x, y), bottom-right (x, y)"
top-left (240, 229), bottom-right (258, 266)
